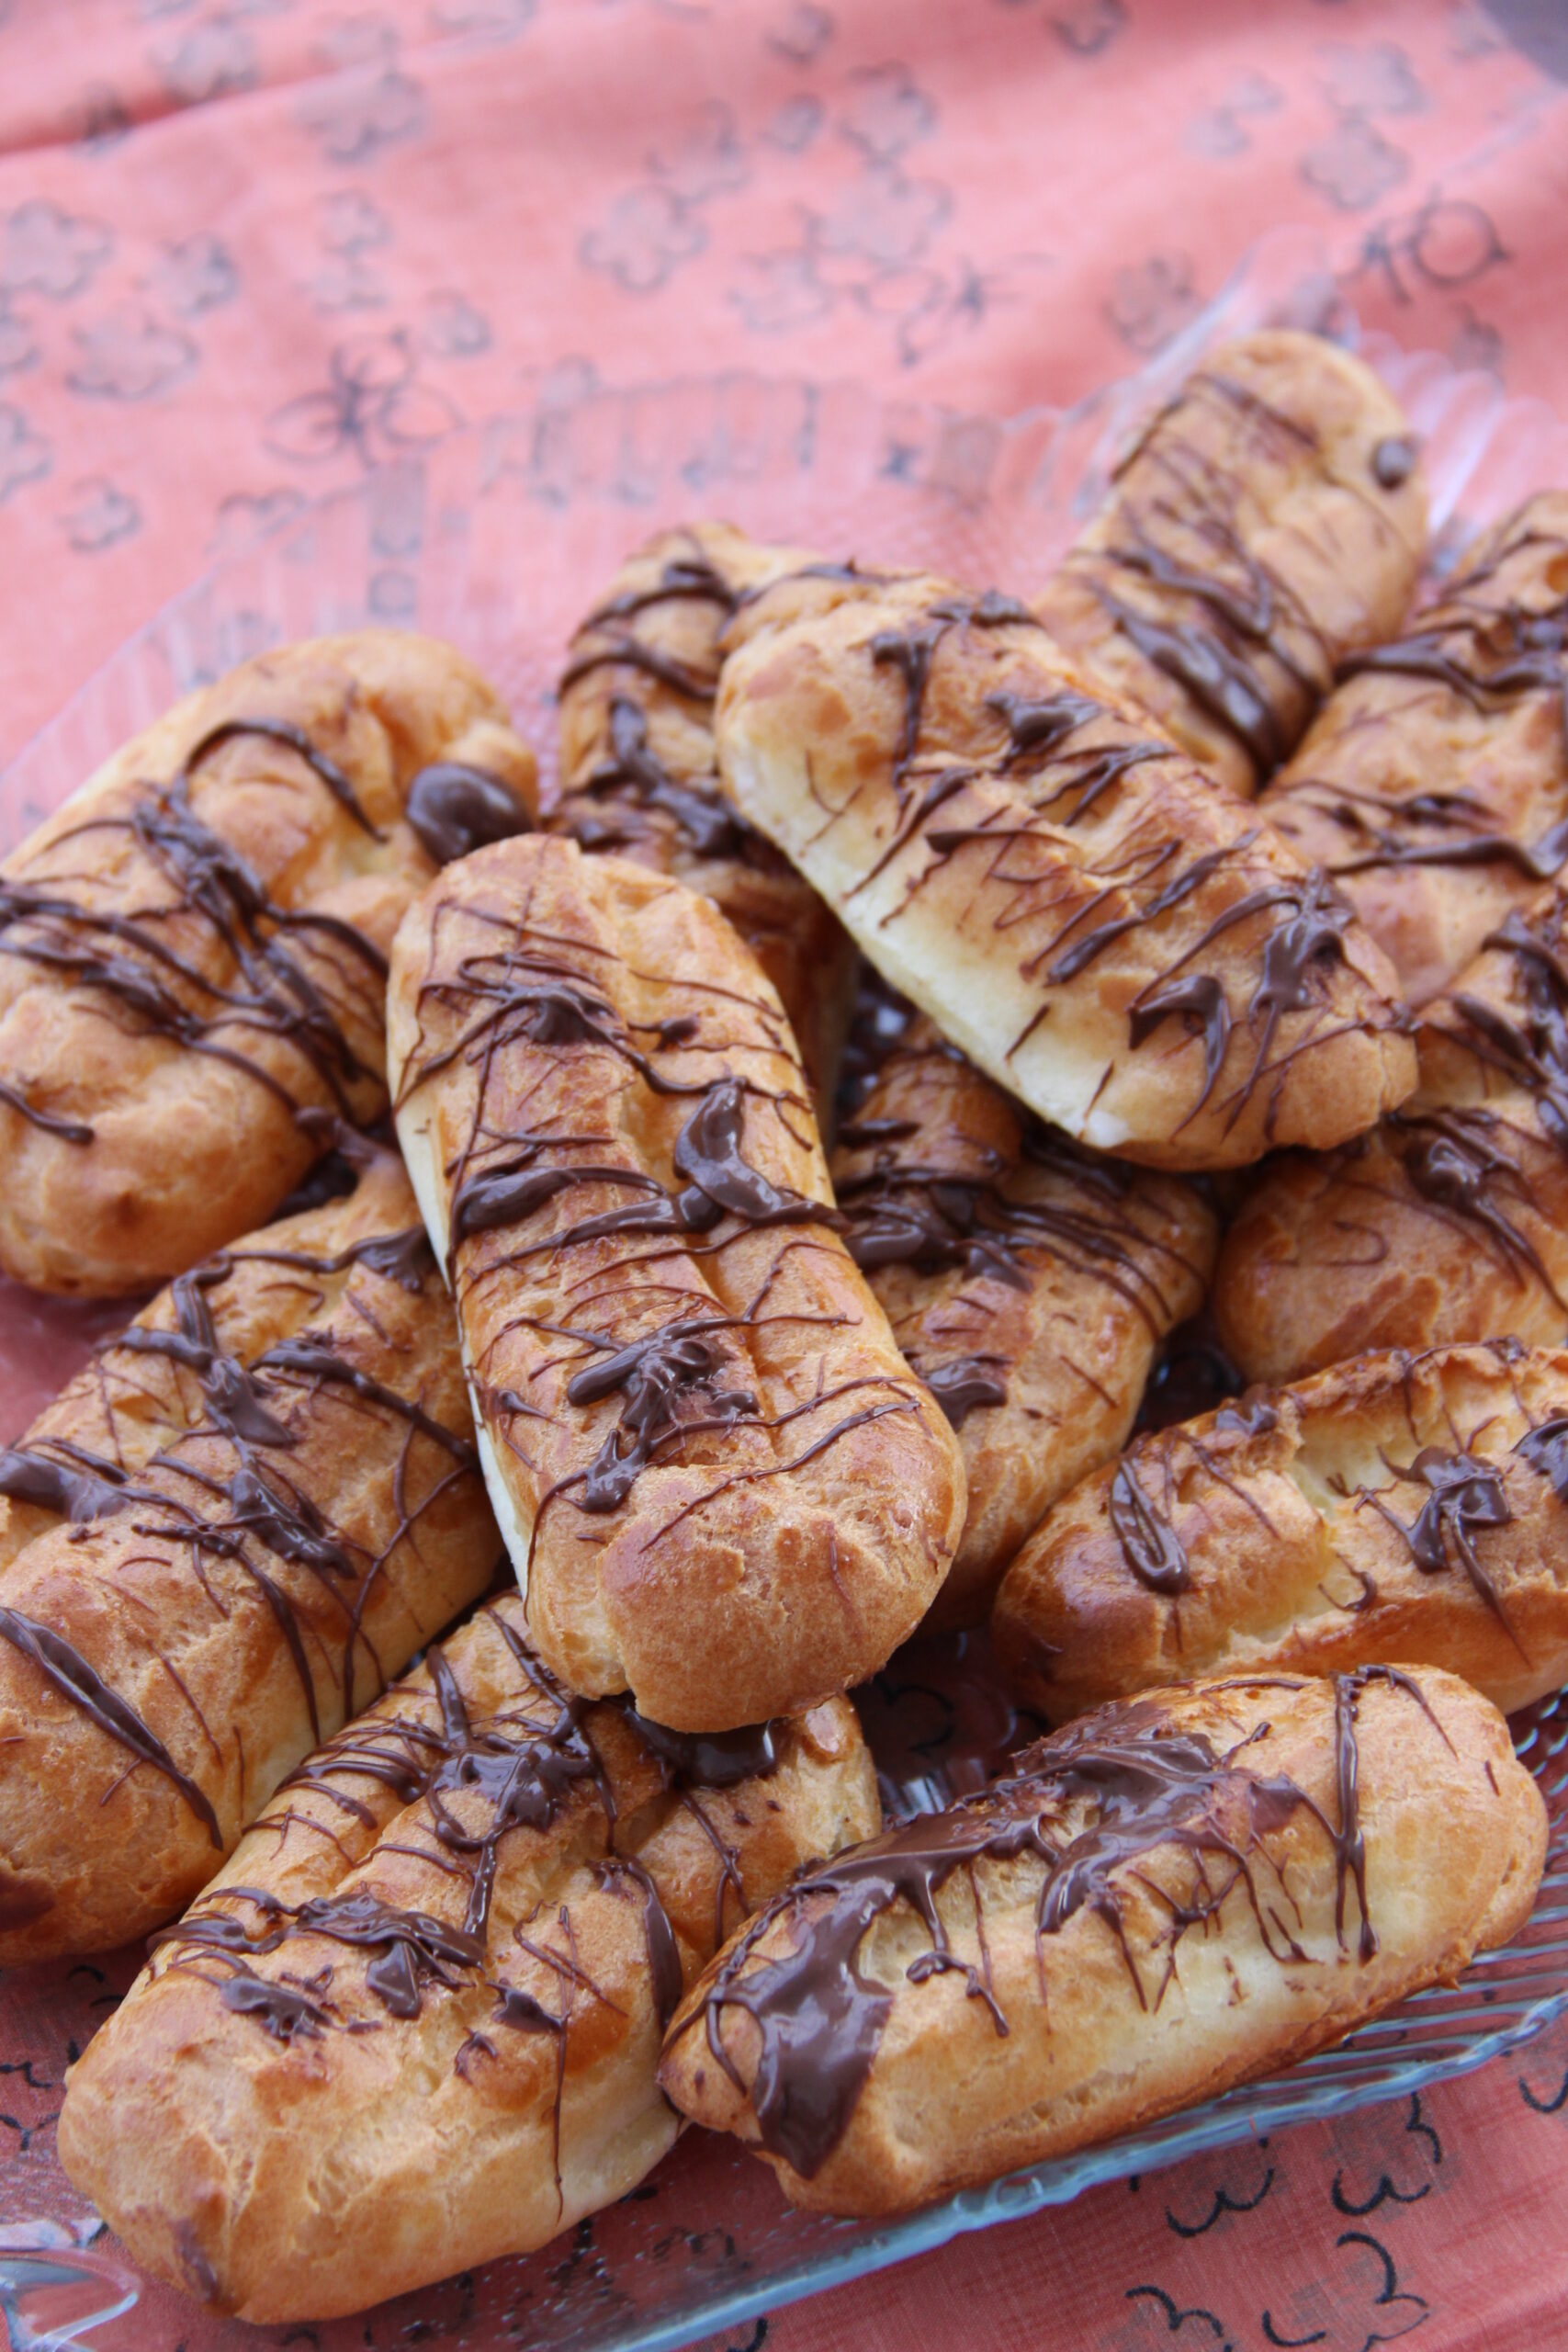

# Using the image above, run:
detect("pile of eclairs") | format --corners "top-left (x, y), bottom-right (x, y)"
top-left (4, 327), bottom-right (1567, 2321)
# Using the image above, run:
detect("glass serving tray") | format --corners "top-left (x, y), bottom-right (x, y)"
top-left (5, 223), bottom-right (1568, 2352)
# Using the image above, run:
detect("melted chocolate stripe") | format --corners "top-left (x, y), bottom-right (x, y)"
top-left (0, 1605), bottom-right (222, 1847)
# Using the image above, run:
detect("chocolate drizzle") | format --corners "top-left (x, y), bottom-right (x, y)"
top-left (0, 1605), bottom-right (222, 1847)
top-left (565, 1317), bottom-right (758, 1513)
top-left (1321, 518), bottom-right (1568, 880)
top-left (1371, 436), bottom-right (1417, 490)
top-left (677, 1674), bottom-right (1416, 2180)
top-left (1393, 1105), bottom-right (1568, 1308)
top-left (839, 1148), bottom-right (1179, 1332)
top-left (921, 1355), bottom-right (1010, 1429)
top-left (1516, 1415), bottom-right (1568, 1501)
top-left (0, 1441), bottom-right (144, 1523)
top-left (448, 1074), bottom-right (825, 1272)
top-left (0, 1075), bottom-right (94, 1144)
top-left (404, 763), bottom-right (531, 867)
top-left (1108, 1457), bottom-right (1190, 1592)
top-left (1367, 1449), bottom-right (1514, 1625)
top-left (159, 1608), bottom-right (784, 2051)
top-left (559, 695), bottom-right (750, 863)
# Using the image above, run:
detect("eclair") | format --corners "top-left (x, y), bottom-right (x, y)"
top-left (1215, 875), bottom-right (1568, 1380)
top-left (833, 984), bottom-right (1217, 1624)
top-left (995, 1340), bottom-right (1568, 1721)
top-left (387, 833), bottom-right (967, 1730)
top-left (59, 1592), bottom-right (879, 2322)
top-left (1263, 492), bottom-right (1568, 1003)
top-left (1032, 329), bottom-right (1427, 795)
top-left (0, 632), bottom-right (536, 1295)
top-left (660, 1668), bottom-right (1544, 2215)
top-left (715, 570), bottom-right (1416, 1169)
top-left (0, 1146), bottom-right (498, 1958)
top-left (549, 522), bottom-right (858, 1107)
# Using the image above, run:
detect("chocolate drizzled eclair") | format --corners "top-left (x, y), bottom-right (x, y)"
top-left (0, 1147), bottom-right (498, 1959)
top-left (1215, 874), bottom-right (1568, 1381)
top-left (716, 570), bottom-right (1416, 1170)
top-left (1032, 330), bottom-right (1427, 795)
top-left (0, 632), bottom-right (536, 1295)
top-left (388, 834), bottom-right (967, 1731)
top-left (59, 1591), bottom-right (879, 2322)
top-left (660, 1668), bottom-right (1542, 2215)
top-left (549, 522), bottom-right (858, 1109)
top-left (994, 1340), bottom-right (1568, 1720)
top-left (1263, 492), bottom-right (1568, 1004)
top-left (833, 980), bottom-right (1217, 1624)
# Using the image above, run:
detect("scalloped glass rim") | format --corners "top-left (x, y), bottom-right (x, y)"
top-left (5, 222), bottom-right (1568, 2352)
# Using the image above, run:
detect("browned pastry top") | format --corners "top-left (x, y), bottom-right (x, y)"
top-left (994, 1339), bottom-right (1568, 1719)
top-left (0, 1146), bottom-right (497, 1957)
top-left (1263, 491), bottom-right (1568, 1003)
top-left (1213, 865), bottom-right (1568, 1380)
top-left (389, 834), bottom-right (965, 1730)
top-left (660, 1665), bottom-right (1542, 2215)
top-left (831, 986), bottom-right (1216, 1622)
top-left (549, 520), bottom-right (857, 1106)
top-left (0, 631), bottom-right (536, 1293)
top-left (57, 1590), bottom-right (879, 2321)
top-left (1032, 328), bottom-right (1427, 793)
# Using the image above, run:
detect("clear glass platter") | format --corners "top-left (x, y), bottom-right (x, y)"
top-left (5, 222), bottom-right (1568, 2352)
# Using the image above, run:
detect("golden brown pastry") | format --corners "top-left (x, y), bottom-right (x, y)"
top-left (832, 982), bottom-right (1217, 1624)
top-left (388, 833), bottom-right (967, 1731)
top-left (1032, 330), bottom-right (1427, 795)
top-left (0, 1145), bottom-right (498, 1959)
top-left (994, 1340), bottom-right (1568, 1721)
top-left (0, 632), bottom-right (536, 1295)
top-left (1263, 493), bottom-right (1568, 1003)
top-left (660, 1667), bottom-right (1543, 2216)
top-left (1215, 876), bottom-right (1568, 1380)
top-left (549, 522), bottom-right (858, 1107)
top-left (716, 570), bottom-right (1416, 1170)
top-left (58, 1591), bottom-right (879, 2322)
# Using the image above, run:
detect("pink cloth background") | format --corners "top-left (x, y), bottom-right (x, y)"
top-left (3, 1), bottom-right (1568, 2345)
